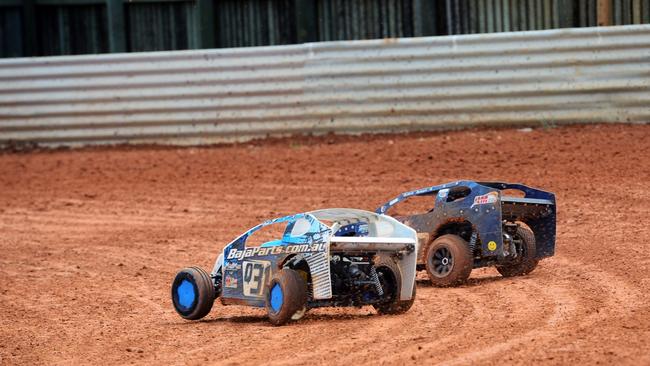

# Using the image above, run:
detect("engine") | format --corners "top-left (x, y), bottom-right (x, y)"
top-left (328, 254), bottom-right (385, 307)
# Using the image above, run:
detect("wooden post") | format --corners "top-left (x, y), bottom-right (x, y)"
top-left (597, 0), bottom-right (612, 26)
top-left (106, 0), bottom-right (126, 52)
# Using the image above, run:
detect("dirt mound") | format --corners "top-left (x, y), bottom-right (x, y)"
top-left (1, 124), bottom-right (649, 365)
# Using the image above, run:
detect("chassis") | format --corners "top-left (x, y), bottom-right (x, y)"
top-left (171, 208), bottom-right (418, 325)
top-left (376, 181), bottom-right (556, 287)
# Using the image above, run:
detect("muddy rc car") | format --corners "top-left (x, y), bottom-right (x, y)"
top-left (171, 209), bottom-right (418, 325)
top-left (376, 181), bottom-right (556, 287)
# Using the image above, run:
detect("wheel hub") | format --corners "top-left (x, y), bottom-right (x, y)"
top-left (269, 283), bottom-right (283, 313)
top-left (176, 279), bottom-right (196, 309)
top-left (431, 246), bottom-right (454, 278)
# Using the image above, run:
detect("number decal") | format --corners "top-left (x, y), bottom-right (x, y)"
top-left (242, 260), bottom-right (271, 297)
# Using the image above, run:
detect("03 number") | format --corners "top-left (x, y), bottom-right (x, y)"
top-left (242, 260), bottom-right (270, 297)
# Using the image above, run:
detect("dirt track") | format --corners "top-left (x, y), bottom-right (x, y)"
top-left (1, 124), bottom-right (649, 365)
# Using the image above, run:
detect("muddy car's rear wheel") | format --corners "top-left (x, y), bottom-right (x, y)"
top-left (266, 269), bottom-right (308, 325)
top-left (425, 234), bottom-right (473, 287)
top-left (496, 226), bottom-right (539, 277)
top-left (171, 266), bottom-right (215, 320)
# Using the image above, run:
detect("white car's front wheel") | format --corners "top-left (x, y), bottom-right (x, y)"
top-left (265, 269), bottom-right (308, 325)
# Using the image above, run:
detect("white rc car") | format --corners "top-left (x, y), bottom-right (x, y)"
top-left (171, 208), bottom-right (418, 325)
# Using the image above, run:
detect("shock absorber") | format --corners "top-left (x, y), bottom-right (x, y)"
top-left (369, 267), bottom-right (384, 296)
top-left (468, 230), bottom-right (478, 255)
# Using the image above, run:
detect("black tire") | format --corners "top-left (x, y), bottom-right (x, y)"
top-left (266, 269), bottom-right (308, 325)
top-left (496, 225), bottom-right (539, 277)
top-left (171, 266), bottom-right (215, 320)
top-left (425, 234), bottom-right (473, 287)
top-left (373, 256), bottom-right (416, 315)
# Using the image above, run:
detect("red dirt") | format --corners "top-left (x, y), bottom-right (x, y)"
top-left (1, 124), bottom-right (649, 365)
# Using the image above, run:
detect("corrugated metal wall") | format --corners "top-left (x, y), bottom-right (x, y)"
top-left (0, 6), bottom-right (23, 58)
top-left (0, 24), bottom-right (648, 147)
top-left (36, 4), bottom-right (108, 56)
top-left (614, 0), bottom-right (650, 24)
top-left (216, 0), bottom-right (296, 48)
top-left (126, 1), bottom-right (197, 52)
top-left (441, 0), bottom-right (650, 34)
top-left (316, 0), bottom-right (415, 41)
top-left (443, 0), bottom-right (564, 34)
top-left (3, 0), bottom-right (650, 58)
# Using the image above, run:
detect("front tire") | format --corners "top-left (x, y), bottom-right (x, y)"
top-left (425, 234), bottom-right (473, 287)
top-left (266, 269), bottom-right (308, 325)
top-left (496, 225), bottom-right (539, 277)
top-left (171, 266), bottom-right (215, 320)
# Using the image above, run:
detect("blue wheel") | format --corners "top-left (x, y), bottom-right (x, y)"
top-left (176, 279), bottom-right (197, 311)
top-left (269, 283), bottom-right (284, 314)
top-left (171, 266), bottom-right (215, 320)
top-left (266, 269), bottom-right (307, 325)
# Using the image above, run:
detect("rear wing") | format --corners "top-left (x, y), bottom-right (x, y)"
top-left (479, 182), bottom-right (556, 258)
top-left (477, 181), bottom-right (556, 204)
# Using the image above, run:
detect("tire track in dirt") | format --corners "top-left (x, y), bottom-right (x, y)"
top-left (400, 271), bottom-right (567, 365)
top-left (437, 282), bottom-right (578, 365)
top-left (0, 209), bottom-right (212, 227)
top-left (437, 256), bottom-right (645, 365)
top-left (1, 124), bottom-right (648, 365)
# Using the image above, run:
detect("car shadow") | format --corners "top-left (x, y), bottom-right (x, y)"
top-left (464, 275), bottom-right (506, 287)
top-left (299, 313), bottom-right (375, 322)
top-left (177, 311), bottom-right (376, 326)
top-left (416, 275), bottom-right (506, 288)
top-left (196, 315), bottom-right (270, 324)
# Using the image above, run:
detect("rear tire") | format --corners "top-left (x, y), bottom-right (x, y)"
top-left (373, 256), bottom-right (416, 315)
top-left (266, 269), bottom-right (308, 325)
top-left (171, 266), bottom-right (215, 320)
top-left (496, 226), bottom-right (539, 277)
top-left (425, 234), bottom-right (473, 287)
